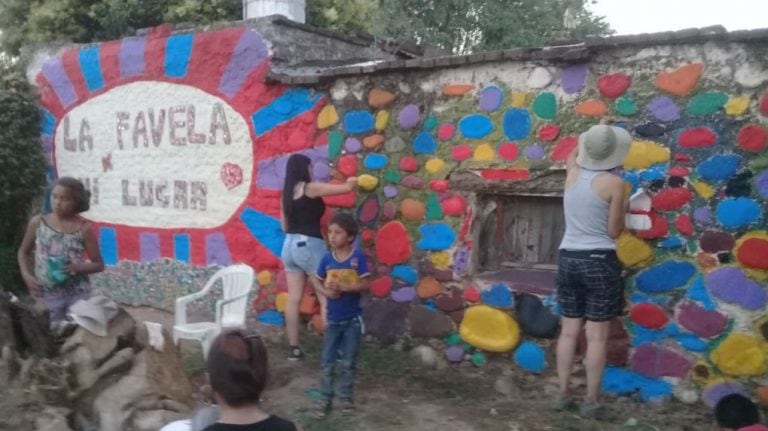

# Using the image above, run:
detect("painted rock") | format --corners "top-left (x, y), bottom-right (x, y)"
top-left (597, 72), bottom-right (631, 99)
top-left (655, 63), bottom-right (703, 96)
top-left (694, 207), bottom-right (714, 226)
top-left (735, 234), bottom-right (768, 270)
top-left (479, 86), bottom-right (504, 112)
top-left (375, 221), bottom-right (411, 265)
top-left (459, 114), bottom-right (494, 139)
top-left (629, 303), bottom-right (669, 329)
top-left (441, 195), bottom-right (467, 217)
top-left (413, 131), bottom-right (436, 154)
top-left (524, 144), bottom-right (546, 160)
top-left (699, 231), bottom-right (735, 253)
top-left (631, 344), bottom-right (692, 378)
top-left (364, 153), bottom-right (388, 170)
top-left (531, 92), bottom-right (557, 119)
top-left (464, 285), bottom-right (480, 302)
top-left (429, 251), bottom-right (451, 269)
top-left (417, 276), bottom-right (443, 298)
top-left (725, 171), bottom-right (753, 197)
top-left (424, 260), bottom-right (453, 282)
top-left (651, 188), bottom-right (693, 211)
top-left (757, 387), bottom-right (768, 407)
top-left (473, 143), bottom-right (495, 161)
top-left (726, 96), bottom-right (751, 116)
top-left (409, 306), bottom-right (454, 338)
top-left (716, 197), bottom-right (761, 229)
top-left (452, 144), bottom-right (472, 161)
top-left (357, 174), bottom-right (378, 191)
top-left (574, 99), bottom-right (608, 116)
top-left (429, 180), bottom-right (449, 192)
top-left (275, 292), bottom-right (288, 313)
top-left (338, 154), bottom-right (358, 177)
top-left (425, 193), bottom-right (443, 219)
top-left (498, 142), bottom-right (519, 161)
top-left (383, 185), bottom-right (398, 198)
top-left (761, 92), bottom-right (768, 115)
top-left (669, 166), bottom-right (690, 177)
top-left (391, 264), bottom-right (418, 284)
top-left (636, 212), bottom-right (669, 239)
top-left (711, 332), bottom-right (768, 376)
top-left (345, 137), bottom-right (362, 153)
top-left (368, 89), bottom-right (395, 108)
top-left (317, 105), bottom-right (339, 129)
top-left (391, 286), bottom-right (416, 303)
top-left (615, 96), bottom-right (638, 116)
top-left (436, 288), bottom-right (464, 312)
top-left (551, 136), bottom-right (578, 161)
top-left (443, 84), bottom-right (474, 96)
top-left (738, 124), bottom-right (767, 153)
top-left (706, 267), bottom-right (767, 310)
top-left (357, 195), bottom-right (379, 226)
top-left (445, 346), bottom-right (464, 362)
top-left (702, 381), bottom-right (746, 408)
top-left (384, 136), bottom-right (405, 152)
top-left (257, 310), bottom-right (285, 326)
top-left (375, 110), bottom-right (389, 130)
top-left (502, 108), bottom-right (532, 140)
top-left (634, 122), bottom-right (667, 138)
top-left (514, 341), bottom-right (547, 373)
top-left (398, 104), bottom-right (420, 128)
top-left (399, 156), bottom-right (419, 172)
top-left (635, 260), bottom-right (696, 293)
top-left (757, 171), bottom-right (768, 199)
top-left (561, 64), bottom-right (588, 94)
top-left (699, 154), bottom-right (741, 182)
top-left (363, 299), bottom-right (409, 344)
top-left (538, 124), bottom-right (560, 141)
top-left (647, 96), bottom-right (680, 122)
top-left (425, 158), bottom-right (445, 174)
top-left (416, 223), bottom-right (456, 251)
top-left (527, 66), bottom-right (552, 88)
top-left (328, 131), bottom-right (344, 158)
top-left (438, 123), bottom-right (456, 140)
top-left (481, 283), bottom-right (514, 309)
top-left (400, 198), bottom-right (425, 221)
top-left (401, 175), bottom-right (424, 189)
top-left (344, 110), bottom-right (375, 134)
top-left (676, 300), bottom-right (728, 338)
top-left (459, 305), bottom-right (520, 352)
top-left (381, 201), bottom-right (396, 221)
top-left (678, 127), bottom-right (717, 148)
top-left (515, 293), bottom-right (559, 339)
top-left (363, 134), bottom-right (385, 150)
top-left (617, 233), bottom-right (653, 267)
top-left (676, 214), bottom-right (693, 236)
top-left (623, 140), bottom-right (671, 170)
top-left (687, 91), bottom-right (728, 116)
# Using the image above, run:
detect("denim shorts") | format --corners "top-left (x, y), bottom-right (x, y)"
top-left (281, 233), bottom-right (327, 274)
top-left (555, 249), bottom-right (624, 322)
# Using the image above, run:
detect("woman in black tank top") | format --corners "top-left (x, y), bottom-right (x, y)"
top-left (280, 154), bottom-right (357, 360)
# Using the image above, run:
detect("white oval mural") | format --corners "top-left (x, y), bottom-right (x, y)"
top-left (54, 81), bottom-right (253, 228)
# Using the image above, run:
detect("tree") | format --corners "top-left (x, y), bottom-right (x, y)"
top-left (306, 0), bottom-right (377, 35)
top-left (372, 0), bottom-right (612, 54)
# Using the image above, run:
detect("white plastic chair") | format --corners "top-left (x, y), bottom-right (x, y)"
top-left (173, 264), bottom-right (256, 357)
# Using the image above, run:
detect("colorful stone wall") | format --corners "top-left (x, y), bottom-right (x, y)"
top-left (32, 24), bottom-right (768, 404)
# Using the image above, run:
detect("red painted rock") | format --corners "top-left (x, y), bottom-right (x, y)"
top-left (498, 142), bottom-right (519, 161)
top-left (637, 212), bottom-right (669, 239)
top-left (675, 214), bottom-right (693, 236)
top-left (678, 128), bottom-right (717, 148)
top-left (551, 136), bottom-right (579, 161)
top-left (675, 153), bottom-right (693, 162)
top-left (400, 198), bottom-right (425, 221)
top-left (358, 195), bottom-right (379, 225)
top-left (464, 285), bottom-right (480, 302)
top-left (538, 124), bottom-right (560, 141)
top-left (631, 344), bottom-right (692, 378)
top-left (338, 155), bottom-right (358, 177)
top-left (736, 238), bottom-right (768, 270)
top-left (760, 92), bottom-right (768, 116)
top-left (452, 145), bottom-right (472, 161)
top-left (442, 195), bottom-right (467, 217)
top-left (655, 63), bottom-right (703, 96)
top-left (400, 156), bottom-right (419, 172)
top-left (371, 276), bottom-right (393, 297)
top-left (436, 288), bottom-right (464, 312)
top-left (375, 221), bottom-right (412, 265)
top-left (597, 72), bottom-right (631, 99)
top-left (651, 188), bottom-right (694, 211)
top-left (677, 300), bottom-right (729, 338)
top-left (323, 180), bottom-right (357, 207)
top-left (669, 166), bottom-right (691, 177)
top-left (630, 303), bottom-right (669, 329)
top-left (361, 229), bottom-right (375, 242)
top-left (577, 318), bottom-right (629, 366)
top-left (700, 231), bottom-right (735, 253)
top-left (417, 277), bottom-right (443, 298)
top-left (438, 123), bottom-right (456, 140)
top-left (429, 180), bottom-right (449, 192)
top-left (401, 175), bottom-right (424, 189)
top-left (737, 124), bottom-right (767, 153)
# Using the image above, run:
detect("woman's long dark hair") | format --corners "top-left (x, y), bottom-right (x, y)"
top-left (282, 154), bottom-right (312, 226)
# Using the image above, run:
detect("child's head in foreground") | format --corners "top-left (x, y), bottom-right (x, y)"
top-left (715, 393), bottom-right (764, 430)
top-left (206, 330), bottom-right (268, 407)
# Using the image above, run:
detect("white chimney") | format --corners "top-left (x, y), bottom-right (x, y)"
top-left (243, 0), bottom-right (306, 23)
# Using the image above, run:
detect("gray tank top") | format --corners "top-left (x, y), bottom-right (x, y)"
top-left (559, 168), bottom-right (616, 251)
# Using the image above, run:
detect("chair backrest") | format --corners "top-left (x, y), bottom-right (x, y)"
top-left (213, 264), bottom-right (255, 327)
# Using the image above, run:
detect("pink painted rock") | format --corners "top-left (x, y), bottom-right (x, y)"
top-left (400, 156), bottom-right (419, 172)
top-left (538, 124), bottom-right (560, 141)
top-left (375, 221), bottom-right (412, 265)
top-left (436, 288), bottom-right (464, 312)
top-left (677, 300), bottom-right (729, 338)
top-left (597, 72), bottom-right (632, 99)
top-left (429, 180), bottom-right (449, 192)
top-left (438, 123), bottom-right (456, 140)
top-left (381, 202), bottom-right (397, 221)
top-left (441, 195), bottom-right (467, 217)
top-left (371, 276), bottom-right (393, 297)
top-left (452, 145), bottom-right (472, 161)
top-left (401, 175), bottom-right (424, 189)
top-left (464, 285), bottom-right (480, 302)
top-left (630, 344), bottom-right (692, 378)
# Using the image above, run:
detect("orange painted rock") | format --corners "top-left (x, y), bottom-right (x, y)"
top-left (368, 89), bottom-right (395, 108)
top-left (417, 276), bottom-right (443, 298)
top-left (574, 99), bottom-right (608, 116)
top-left (655, 63), bottom-right (703, 96)
top-left (300, 292), bottom-right (320, 315)
top-left (375, 221), bottom-right (412, 265)
top-left (363, 134), bottom-right (385, 149)
top-left (400, 198), bottom-right (426, 221)
top-left (443, 84), bottom-right (475, 96)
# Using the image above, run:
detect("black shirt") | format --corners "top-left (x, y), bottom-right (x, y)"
top-left (285, 189), bottom-right (326, 239)
top-left (203, 416), bottom-right (297, 431)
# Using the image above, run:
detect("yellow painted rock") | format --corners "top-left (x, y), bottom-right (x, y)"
top-left (623, 140), bottom-right (670, 170)
top-left (357, 174), bottom-right (379, 191)
top-left (430, 251), bottom-right (452, 269)
top-left (275, 292), bottom-right (289, 313)
top-left (317, 105), bottom-right (339, 129)
top-left (425, 158), bottom-right (445, 174)
top-left (511, 92), bottom-right (528, 107)
top-left (473, 143), bottom-right (495, 161)
top-left (710, 332), bottom-right (768, 376)
top-left (257, 270), bottom-right (273, 286)
top-left (692, 180), bottom-right (715, 200)
top-left (617, 233), bottom-right (653, 267)
top-left (375, 110), bottom-right (389, 130)
top-left (725, 96), bottom-right (750, 116)
top-left (460, 305), bottom-right (520, 352)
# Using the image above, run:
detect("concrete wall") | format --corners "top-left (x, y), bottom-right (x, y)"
top-left (32, 23), bottom-right (768, 405)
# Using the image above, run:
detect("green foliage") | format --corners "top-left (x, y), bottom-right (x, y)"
top-left (307, 0), bottom-right (376, 35)
top-left (0, 59), bottom-right (45, 292)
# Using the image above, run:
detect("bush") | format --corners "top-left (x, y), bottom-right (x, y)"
top-left (0, 60), bottom-right (45, 293)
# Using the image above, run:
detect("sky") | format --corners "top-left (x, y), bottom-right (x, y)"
top-left (589, 0), bottom-right (767, 35)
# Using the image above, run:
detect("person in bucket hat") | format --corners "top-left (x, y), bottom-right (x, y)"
top-left (553, 124), bottom-right (631, 418)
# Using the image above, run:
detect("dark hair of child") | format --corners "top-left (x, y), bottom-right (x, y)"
top-left (54, 176), bottom-right (91, 213)
top-left (715, 393), bottom-right (761, 429)
top-left (329, 212), bottom-right (358, 239)
top-left (206, 330), bottom-right (268, 407)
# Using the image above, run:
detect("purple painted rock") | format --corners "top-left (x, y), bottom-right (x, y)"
top-left (363, 299), bottom-right (409, 344)
top-left (399, 104), bottom-right (420, 129)
top-left (677, 300), bottom-right (729, 338)
top-left (702, 381), bottom-right (746, 408)
top-left (313, 163), bottom-right (331, 181)
top-left (524, 144), bottom-right (546, 160)
top-left (445, 346), bottom-right (464, 362)
top-left (453, 247), bottom-right (470, 275)
top-left (630, 344), bottom-right (692, 378)
top-left (384, 185), bottom-right (398, 198)
top-left (706, 267), bottom-right (768, 310)
top-left (409, 306), bottom-right (455, 338)
top-left (391, 286), bottom-right (417, 303)
top-left (561, 64), bottom-right (588, 94)
top-left (699, 231), bottom-right (735, 253)
top-left (436, 288), bottom-right (464, 312)
top-left (694, 207), bottom-right (714, 226)
top-left (756, 170), bottom-right (768, 199)
top-left (401, 175), bottom-right (424, 189)
top-left (647, 96), bottom-right (680, 122)
top-left (345, 137), bottom-right (362, 153)
top-left (382, 202), bottom-right (397, 221)
top-left (479, 86), bottom-right (504, 112)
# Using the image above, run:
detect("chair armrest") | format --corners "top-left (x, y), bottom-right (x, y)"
top-left (175, 277), bottom-right (219, 326)
top-left (215, 292), bottom-right (251, 326)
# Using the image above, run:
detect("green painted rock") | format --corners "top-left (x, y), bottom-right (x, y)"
top-left (687, 91), bottom-right (728, 116)
top-left (424, 115), bottom-right (438, 131)
top-left (384, 169), bottom-right (402, 183)
top-left (615, 96), bottom-right (638, 116)
top-left (471, 351), bottom-right (487, 367)
top-left (329, 131), bottom-right (344, 158)
top-left (426, 192), bottom-right (443, 220)
top-left (443, 332), bottom-right (462, 346)
top-left (532, 92), bottom-right (557, 120)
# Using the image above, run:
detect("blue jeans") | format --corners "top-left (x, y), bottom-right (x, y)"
top-left (320, 316), bottom-right (362, 402)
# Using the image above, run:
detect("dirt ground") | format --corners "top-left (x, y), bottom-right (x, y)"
top-left (126, 306), bottom-right (718, 431)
